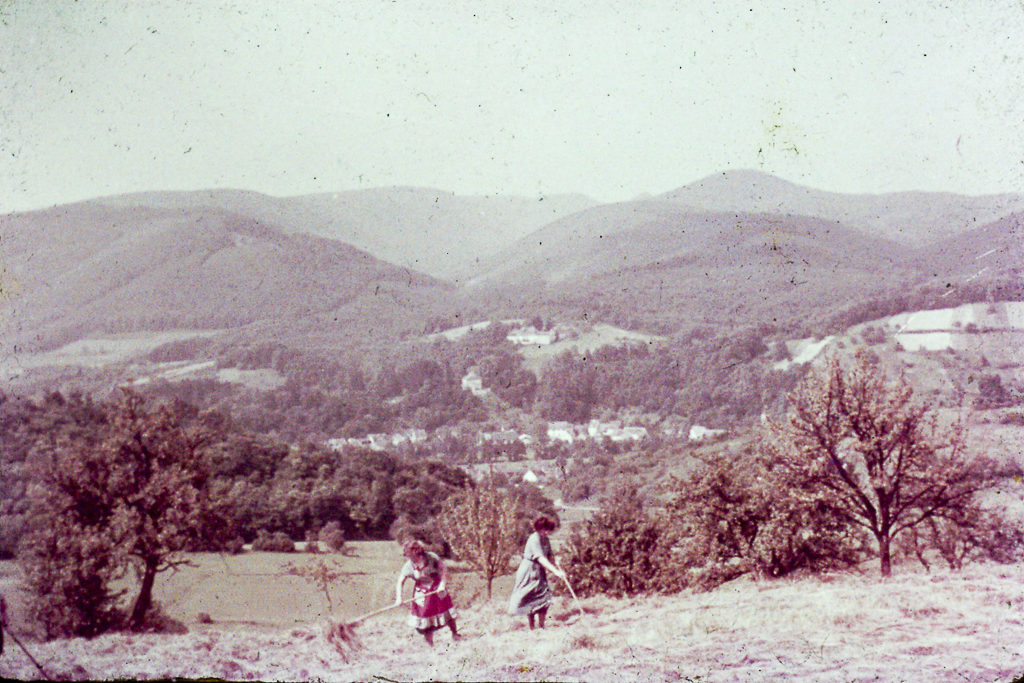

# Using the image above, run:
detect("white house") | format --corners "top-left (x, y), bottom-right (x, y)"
top-left (391, 428), bottom-right (428, 446)
top-left (587, 419), bottom-right (620, 438)
top-left (689, 425), bottom-right (727, 441)
top-left (507, 326), bottom-right (558, 345)
top-left (547, 421), bottom-right (578, 444)
top-left (460, 368), bottom-right (490, 397)
top-left (611, 426), bottom-right (648, 442)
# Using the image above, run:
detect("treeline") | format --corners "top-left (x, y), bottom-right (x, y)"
top-left (824, 277), bottom-right (1024, 334)
top-left (0, 390), bottom-right (483, 559)
top-left (534, 325), bottom-right (803, 425)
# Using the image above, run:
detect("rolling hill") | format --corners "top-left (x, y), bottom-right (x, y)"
top-left (0, 202), bottom-right (450, 356)
top-left (2, 172), bottom-right (1021, 392)
top-left (94, 187), bottom-right (597, 281)
top-left (458, 199), bottom-right (920, 332)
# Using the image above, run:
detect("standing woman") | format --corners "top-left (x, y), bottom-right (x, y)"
top-left (508, 515), bottom-right (565, 629)
top-left (394, 540), bottom-right (460, 646)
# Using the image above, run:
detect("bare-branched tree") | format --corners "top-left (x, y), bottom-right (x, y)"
top-left (440, 478), bottom-right (523, 599)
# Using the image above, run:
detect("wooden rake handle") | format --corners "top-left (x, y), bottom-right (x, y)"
top-left (343, 590), bottom-right (440, 626)
top-left (559, 574), bottom-right (583, 613)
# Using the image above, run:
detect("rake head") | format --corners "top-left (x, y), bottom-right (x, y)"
top-left (325, 620), bottom-right (364, 660)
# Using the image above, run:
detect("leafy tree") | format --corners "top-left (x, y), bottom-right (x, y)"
top-left (440, 479), bottom-right (524, 598)
top-left (666, 443), bottom-right (863, 591)
top-left (19, 390), bottom-right (225, 636)
top-left (535, 352), bottom-right (596, 423)
top-left (561, 486), bottom-right (673, 598)
top-left (765, 350), bottom-right (1014, 576)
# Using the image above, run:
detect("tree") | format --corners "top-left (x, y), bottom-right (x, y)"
top-left (19, 390), bottom-right (224, 636)
top-left (562, 486), bottom-right (673, 598)
top-left (285, 558), bottom-right (352, 612)
top-left (440, 478), bottom-right (523, 598)
top-left (666, 443), bottom-right (863, 591)
top-left (765, 350), bottom-right (1011, 576)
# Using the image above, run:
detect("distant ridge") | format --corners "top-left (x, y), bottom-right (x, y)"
top-left (94, 187), bottom-right (598, 281)
top-left (660, 169), bottom-right (1024, 245)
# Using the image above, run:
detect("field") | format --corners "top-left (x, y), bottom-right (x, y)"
top-left (2, 544), bottom-right (1023, 682)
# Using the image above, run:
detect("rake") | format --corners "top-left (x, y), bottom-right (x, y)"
top-left (327, 591), bottom-right (440, 654)
top-left (558, 573), bottom-right (585, 624)
top-left (4, 625), bottom-right (52, 681)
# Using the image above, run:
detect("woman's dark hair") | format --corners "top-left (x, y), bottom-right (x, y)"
top-left (533, 515), bottom-right (557, 533)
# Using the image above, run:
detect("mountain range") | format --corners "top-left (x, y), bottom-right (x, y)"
top-left (1, 170), bottom-right (1021, 369)
top-left (94, 187), bottom-right (597, 281)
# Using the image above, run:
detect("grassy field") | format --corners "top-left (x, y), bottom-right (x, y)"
top-left (2, 543), bottom-right (1024, 682)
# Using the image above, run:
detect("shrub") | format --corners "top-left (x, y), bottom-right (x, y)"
top-left (666, 444), bottom-right (864, 592)
top-left (252, 530), bottom-right (295, 553)
top-left (999, 411), bottom-right (1024, 427)
top-left (562, 486), bottom-right (673, 598)
top-left (224, 537), bottom-right (246, 555)
top-left (285, 558), bottom-right (351, 612)
top-left (18, 520), bottom-right (127, 639)
top-left (318, 521), bottom-right (346, 552)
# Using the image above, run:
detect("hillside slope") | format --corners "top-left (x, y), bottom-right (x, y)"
top-left (461, 201), bottom-right (916, 330)
top-left (1, 559), bottom-right (1020, 682)
top-left (0, 202), bottom-right (448, 354)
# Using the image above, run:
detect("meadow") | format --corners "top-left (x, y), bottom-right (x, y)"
top-left (2, 543), bottom-right (1023, 682)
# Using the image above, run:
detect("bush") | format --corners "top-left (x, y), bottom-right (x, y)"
top-left (999, 411), bottom-right (1024, 427)
top-left (562, 486), bottom-right (673, 598)
top-left (224, 537), bottom-right (246, 555)
top-left (666, 444), bottom-right (864, 592)
top-left (317, 521), bottom-right (347, 552)
top-left (251, 530), bottom-right (295, 553)
top-left (18, 521), bottom-right (126, 639)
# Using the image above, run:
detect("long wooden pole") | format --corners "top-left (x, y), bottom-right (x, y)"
top-left (4, 626), bottom-right (52, 681)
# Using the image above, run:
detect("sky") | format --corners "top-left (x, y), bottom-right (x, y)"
top-left (1, 0), bottom-right (1022, 213)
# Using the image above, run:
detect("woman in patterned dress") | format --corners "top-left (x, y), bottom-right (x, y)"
top-left (508, 515), bottom-right (565, 629)
top-left (394, 540), bottom-right (461, 646)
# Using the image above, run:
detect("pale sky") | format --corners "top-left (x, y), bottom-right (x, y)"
top-left (1, 0), bottom-right (1022, 213)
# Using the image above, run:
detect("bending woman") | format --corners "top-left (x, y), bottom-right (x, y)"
top-left (508, 515), bottom-right (565, 629)
top-left (394, 540), bottom-right (460, 646)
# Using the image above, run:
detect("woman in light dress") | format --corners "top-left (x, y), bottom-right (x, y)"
top-left (508, 515), bottom-right (566, 629)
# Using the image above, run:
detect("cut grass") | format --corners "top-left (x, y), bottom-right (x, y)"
top-left (2, 547), bottom-right (1023, 681)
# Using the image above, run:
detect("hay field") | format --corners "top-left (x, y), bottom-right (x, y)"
top-left (2, 544), bottom-right (1023, 682)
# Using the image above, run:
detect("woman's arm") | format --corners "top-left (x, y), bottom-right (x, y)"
top-left (394, 575), bottom-right (407, 605)
top-left (438, 560), bottom-right (448, 592)
top-left (537, 555), bottom-right (565, 578)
